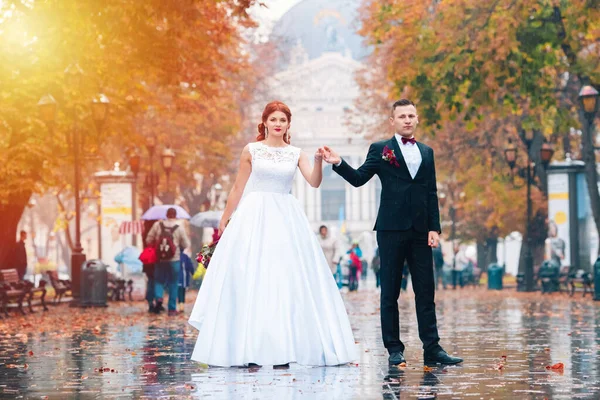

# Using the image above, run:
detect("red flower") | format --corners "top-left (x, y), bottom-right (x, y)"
top-left (382, 146), bottom-right (400, 167)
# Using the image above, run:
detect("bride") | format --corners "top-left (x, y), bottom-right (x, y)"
top-left (188, 101), bottom-right (357, 368)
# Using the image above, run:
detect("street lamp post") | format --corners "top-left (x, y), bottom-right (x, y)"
top-left (145, 136), bottom-right (157, 206)
top-left (577, 85), bottom-right (600, 299)
top-left (128, 152), bottom-right (141, 246)
top-left (37, 64), bottom-right (110, 306)
top-left (161, 147), bottom-right (175, 202)
top-left (504, 134), bottom-right (554, 292)
top-left (579, 85), bottom-right (600, 155)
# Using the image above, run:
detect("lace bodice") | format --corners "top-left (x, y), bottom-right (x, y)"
top-left (243, 142), bottom-right (301, 195)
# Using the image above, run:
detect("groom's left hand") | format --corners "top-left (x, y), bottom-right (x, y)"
top-left (428, 231), bottom-right (440, 248)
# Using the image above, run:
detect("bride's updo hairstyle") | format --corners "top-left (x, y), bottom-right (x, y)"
top-left (256, 101), bottom-right (292, 144)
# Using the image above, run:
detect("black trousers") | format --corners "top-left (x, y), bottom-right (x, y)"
top-left (377, 229), bottom-right (441, 354)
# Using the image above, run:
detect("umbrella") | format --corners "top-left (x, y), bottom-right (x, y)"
top-left (114, 246), bottom-right (143, 275)
top-left (190, 210), bottom-right (223, 228)
top-left (141, 205), bottom-right (191, 220)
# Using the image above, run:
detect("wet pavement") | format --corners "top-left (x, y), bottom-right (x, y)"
top-left (2, 282), bottom-right (600, 399)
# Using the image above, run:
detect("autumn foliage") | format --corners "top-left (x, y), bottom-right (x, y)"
top-left (356, 0), bottom-right (600, 254)
top-left (0, 1), bottom-right (261, 266)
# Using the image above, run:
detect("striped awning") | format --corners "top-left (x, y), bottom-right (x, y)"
top-left (118, 221), bottom-right (144, 235)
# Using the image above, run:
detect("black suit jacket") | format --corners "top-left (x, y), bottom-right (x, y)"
top-left (332, 137), bottom-right (441, 233)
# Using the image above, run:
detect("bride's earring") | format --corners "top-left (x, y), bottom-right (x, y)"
top-left (265, 127), bottom-right (268, 138)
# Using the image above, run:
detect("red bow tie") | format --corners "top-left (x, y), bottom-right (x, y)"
top-left (401, 137), bottom-right (416, 145)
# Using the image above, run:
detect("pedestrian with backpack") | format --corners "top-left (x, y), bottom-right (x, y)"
top-left (146, 207), bottom-right (190, 316)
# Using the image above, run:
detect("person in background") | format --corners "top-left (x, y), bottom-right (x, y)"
top-left (453, 244), bottom-right (469, 289)
top-left (348, 248), bottom-right (361, 291)
top-left (372, 248), bottom-right (381, 288)
top-left (178, 248), bottom-right (196, 312)
top-left (146, 208), bottom-right (190, 316)
top-left (346, 241), bottom-right (363, 290)
top-left (432, 243), bottom-right (445, 290)
top-left (317, 225), bottom-right (338, 275)
top-left (142, 220), bottom-right (158, 313)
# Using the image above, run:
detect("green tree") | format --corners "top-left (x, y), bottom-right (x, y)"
top-left (357, 0), bottom-right (600, 265)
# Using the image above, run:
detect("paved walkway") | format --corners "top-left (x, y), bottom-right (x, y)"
top-left (1, 282), bottom-right (600, 399)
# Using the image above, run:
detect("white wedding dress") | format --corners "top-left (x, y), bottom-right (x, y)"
top-left (188, 141), bottom-right (357, 367)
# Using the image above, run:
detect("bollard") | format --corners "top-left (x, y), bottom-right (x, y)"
top-left (594, 257), bottom-right (600, 301)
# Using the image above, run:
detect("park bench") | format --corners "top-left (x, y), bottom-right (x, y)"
top-left (0, 271), bottom-right (26, 316)
top-left (0, 269), bottom-right (48, 316)
top-left (568, 269), bottom-right (593, 297)
top-left (107, 273), bottom-right (134, 301)
top-left (46, 270), bottom-right (72, 304)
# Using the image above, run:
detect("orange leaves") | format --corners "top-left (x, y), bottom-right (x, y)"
top-left (546, 362), bottom-right (565, 372)
top-left (423, 365), bottom-right (434, 372)
top-left (0, 0), bottom-right (259, 211)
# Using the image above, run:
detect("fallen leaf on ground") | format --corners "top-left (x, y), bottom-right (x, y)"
top-left (423, 366), bottom-right (434, 372)
top-left (546, 363), bottom-right (564, 371)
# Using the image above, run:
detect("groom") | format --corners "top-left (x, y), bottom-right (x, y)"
top-left (323, 99), bottom-right (463, 366)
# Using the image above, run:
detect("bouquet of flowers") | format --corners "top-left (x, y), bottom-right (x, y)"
top-left (196, 240), bottom-right (219, 269)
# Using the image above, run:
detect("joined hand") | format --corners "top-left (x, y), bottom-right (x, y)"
top-left (322, 146), bottom-right (340, 165)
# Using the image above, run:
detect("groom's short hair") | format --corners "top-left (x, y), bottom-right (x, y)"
top-left (391, 99), bottom-right (415, 115)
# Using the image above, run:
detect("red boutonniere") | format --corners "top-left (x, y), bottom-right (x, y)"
top-left (382, 146), bottom-right (400, 167)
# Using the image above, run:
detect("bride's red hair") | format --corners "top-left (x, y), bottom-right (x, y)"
top-left (256, 101), bottom-right (292, 144)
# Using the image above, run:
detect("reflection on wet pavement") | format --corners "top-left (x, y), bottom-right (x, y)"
top-left (1, 286), bottom-right (600, 399)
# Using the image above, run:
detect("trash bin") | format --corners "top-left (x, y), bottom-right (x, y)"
top-left (81, 260), bottom-right (108, 307)
top-left (594, 257), bottom-right (600, 301)
top-left (487, 263), bottom-right (503, 290)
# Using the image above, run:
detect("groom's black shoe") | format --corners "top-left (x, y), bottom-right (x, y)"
top-left (388, 351), bottom-right (406, 365)
top-left (423, 349), bottom-right (463, 365)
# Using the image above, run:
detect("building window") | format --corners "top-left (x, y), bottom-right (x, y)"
top-left (321, 164), bottom-right (346, 221)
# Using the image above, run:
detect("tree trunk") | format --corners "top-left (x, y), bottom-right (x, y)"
top-left (56, 232), bottom-right (71, 273)
top-left (477, 235), bottom-right (499, 273)
top-left (579, 111), bottom-right (600, 257)
top-left (517, 209), bottom-right (547, 275)
top-left (0, 192), bottom-right (31, 268)
top-left (476, 240), bottom-right (487, 272)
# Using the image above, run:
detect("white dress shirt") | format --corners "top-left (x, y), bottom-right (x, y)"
top-left (395, 133), bottom-right (422, 179)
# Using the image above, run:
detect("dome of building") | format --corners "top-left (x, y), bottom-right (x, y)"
top-left (270, 0), bottom-right (370, 65)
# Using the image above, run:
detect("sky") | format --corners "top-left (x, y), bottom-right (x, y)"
top-left (253, 0), bottom-right (303, 20)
